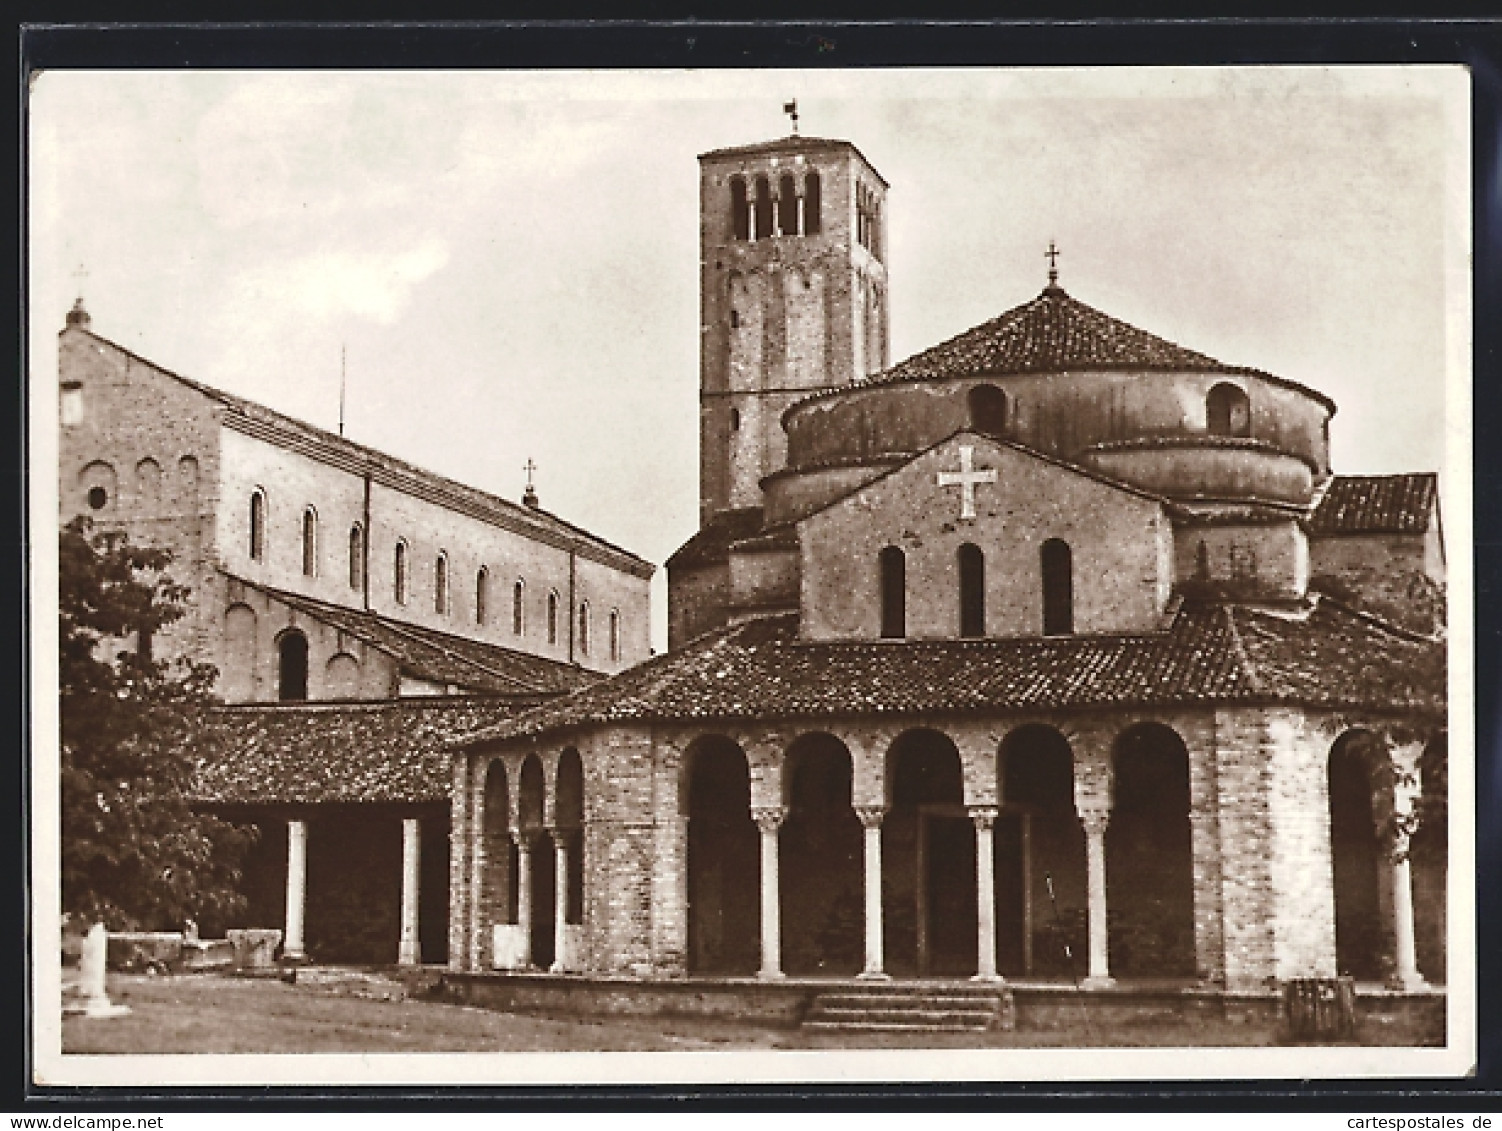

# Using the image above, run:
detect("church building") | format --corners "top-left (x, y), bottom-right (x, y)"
top-left (58, 309), bottom-right (654, 964)
top-left (446, 131), bottom-right (1446, 996)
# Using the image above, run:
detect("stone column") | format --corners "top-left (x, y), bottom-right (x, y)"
top-left (753, 807), bottom-right (787, 980)
top-left (549, 828), bottom-right (570, 974)
top-left (856, 806), bottom-right (889, 980)
top-left (971, 806), bottom-right (1000, 981)
top-left (513, 829), bottom-right (534, 969)
top-left (1387, 749), bottom-right (1428, 991)
top-left (283, 818), bottom-right (308, 962)
top-left (1079, 806), bottom-right (1113, 989)
top-left (467, 796), bottom-right (486, 972)
top-left (399, 817), bottom-right (421, 966)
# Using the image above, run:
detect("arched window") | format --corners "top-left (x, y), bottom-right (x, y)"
top-left (301, 507), bottom-right (317, 577)
top-left (804, 171), bottom-right (821, 235)
top-left (578, 601), bottom-right (590, 656)
top-left (730, 406), bottom-right (741, 431)
top-left (348, 524), bottom-right (364, 590)
top-left (958, 543), bottom-right (985, 638)
top-left (475, 567), bottom-right (489, 625)
top-left (753, 175), bottom-right (773, 241)
top-left (879, 546), bottom-right (906, 639)
top-left (968, 384), bottom-right (1008, 437)
top-left (513, 580), bottom-right (525, 636)
top-left (1041, 538), bottom-right (1074, 636)
top-left (1206, 382), bottom-right (1251, 438)
top-left (729, 176), bottom-right (750, 241)
top-left (249, 490), bottom-right (266, 561)
top-left (609, 609), bottom-right (621, 662)
top-left (394, 540), bottom-right (409, 605)
top-left (435, 552), bottom-right (449, 615)
top-left (547, 590), bottom-right (560, 645)
top-left (277, 630), bottom-right (309, 702)
top-left (778, 173), bottom-right (798, 236)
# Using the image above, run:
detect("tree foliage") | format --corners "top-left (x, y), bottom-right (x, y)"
top-left (60, 517), bottom-right (256, 932)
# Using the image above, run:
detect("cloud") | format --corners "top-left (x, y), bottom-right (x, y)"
top-left (225, 238), bottom-right (451, 326)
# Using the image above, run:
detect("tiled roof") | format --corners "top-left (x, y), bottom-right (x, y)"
top-left (1309, 474), bottom-right (1439, 535)
top-left (190, 697), bottom-right (540, 804)
top-left (792, 286), bottom-right (1335, 413)
top-left (237, 578), bottom-right (598, 696)
top-left (665, 508), bottom-right (766, 570)
top-left (456, 599), bottom-right (1443, 747)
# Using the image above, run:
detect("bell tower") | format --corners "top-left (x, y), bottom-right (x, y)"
top-left (697, 134), bottom-right (890, 525)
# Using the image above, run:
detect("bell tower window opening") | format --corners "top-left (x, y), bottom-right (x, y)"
top-left (435, 552), bottom-right (450, 615)
top-left (394, 540), bottom-right (409, 605)
top-left (476, 567), bottom-right (489, 626)
top-left (301, 507), bottom-right (318, 577)
top-left (778, 173), bottom-right (798, 236)
top-left (753, 176), bottom-right (773, 242)
top-left (609, 609), bottom-right (621, 662)
top-left (348, 524), bottom-right (364, 590)
top-left (1041, 538), bottom-right (1074, 637)
top-left (512, 579), bottom-right (526, 636)
top-left (547, 590), bottom-right (560, 645)
top-left (968, 384), bottom-right (1008, 437)
top-left (277, 630), bottom-right (309, 702)
top-left (729, 176), bottom-right (750, 241)
top-left (958, 543), bottom-right (985, 638)
top-left (804, 171), bottom-right (821, 235)
top-left (879, 546), bottom-right (906, 639)
top-left (249, 490), bottom-right (266, 561)
top-left (1207, 382), bottom-right (1251, 438)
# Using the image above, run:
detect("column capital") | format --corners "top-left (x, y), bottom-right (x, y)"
top-left (1077, 804), bottom-right (1110, 836)
top-left (751, 806), bottom-right (787, 833)
top-left (967, 805), bottom-right (998, 830)
top-left (855, 805), bottom-right (887, 830)
top-left (510, 826), bottom-right (537, 850)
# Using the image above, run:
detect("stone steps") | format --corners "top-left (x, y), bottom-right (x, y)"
top-left (802, 983), bottom-right (1014, 1033)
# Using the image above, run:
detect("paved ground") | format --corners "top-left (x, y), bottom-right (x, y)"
top-left (60, 971), bottom-right (1434, 1054)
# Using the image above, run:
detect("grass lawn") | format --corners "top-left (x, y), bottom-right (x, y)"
top-left (60, 972), bottom-right (1436, 1055)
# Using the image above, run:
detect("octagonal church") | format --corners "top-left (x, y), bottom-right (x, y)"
top-left (450, 130), bottom-right (1446, 997)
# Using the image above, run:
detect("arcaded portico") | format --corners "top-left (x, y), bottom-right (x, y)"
top-left (449, 604), bottom-right (1446, 993)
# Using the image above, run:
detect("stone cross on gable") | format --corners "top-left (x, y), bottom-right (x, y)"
top-left (936, 445), bottom-right (997, 521)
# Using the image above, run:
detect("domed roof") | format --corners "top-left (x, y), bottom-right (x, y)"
top-left (790, 282), bottom-right (1334, 415)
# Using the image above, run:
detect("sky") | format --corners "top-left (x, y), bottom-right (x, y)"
top-left (29, 67), bottom-right (1469, 651)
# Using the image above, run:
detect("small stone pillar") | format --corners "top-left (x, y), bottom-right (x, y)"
top-left (513, 828), bottom-right (534, 968)
top-left (856, 806), bottom-right (889, 980)
top-left (398, 816), bottom-right (421, 966)
top-left (71, 924), bottom-right (130, 1018)
top-left (753, 806), bottom-right (787, 980)
top-left (284, 818), bottom-right (308, 962)
top-left (1078, 805), bottom-right (1114, 989)
top-left (549, 827), bottom-right (570, 974)
top-left (970, 806), bottom-right (1000, 982)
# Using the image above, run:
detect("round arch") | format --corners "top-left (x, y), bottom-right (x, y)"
top-left (884, 728), bottom-right (974, 977)
top-left (997, 724), bottom-right (1085, 977)
top-left (1107, 722), bottom-right (1195, 977)
top-left (683, 735), bottom-right (758, 975)
top-left (479, 759), bottom-right (517, 966)
top-left (1328, 728), bottom-right (1393, 981)
top-left (275, 628), bottom-right (309, 702)
top-left (780, 732), bottom-right (862, 975)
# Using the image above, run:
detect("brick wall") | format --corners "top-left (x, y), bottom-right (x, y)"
top-left (799, 434), bottom-right (1172, 641)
